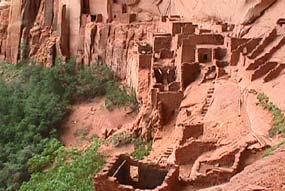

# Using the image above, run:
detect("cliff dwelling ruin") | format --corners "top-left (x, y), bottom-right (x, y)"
top-left (1, 0), bottom-right (285, 190)
top-left (95, 155), bottom-right (179, 191)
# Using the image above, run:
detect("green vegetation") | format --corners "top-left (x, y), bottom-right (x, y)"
top-left (105, 132), bottom-right (133, 146)
top-left (257, 93), bottom-right (285, 137)
top-left (0, 59), bottom-right (137, 190)
top-left (131, 138), bottom-right (153, 160)
top-left (20, 42), bottom-right (29, 60)
top-left (105, 84), bottom-right (138, 110)
top-left (263, 141), bottom-right (285, 157)
top-left (20, 138), bottom-right (104, 191)
top-left (74, 128), bottom-right (90, 141)
top-left (257, 93), bottom-right (285, 157)
top-left (105, 133), bottom-right (152, 160)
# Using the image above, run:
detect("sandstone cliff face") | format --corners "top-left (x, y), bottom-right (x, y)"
top-left (174, 0), bottom-right (279, 25)
top-left (0, 2), bottom-right (9, 61)
top-left (0, 0), bottom-right (66, 65)
top-left (0, 0), bottom-right (281, 65)
top-left (1, 1), bottom-right (285, 190)
top-left (0, 0), bottom-right (284, 105)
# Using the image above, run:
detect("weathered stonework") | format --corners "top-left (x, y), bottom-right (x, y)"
top-left (94, 155), bottom-right (179, 191)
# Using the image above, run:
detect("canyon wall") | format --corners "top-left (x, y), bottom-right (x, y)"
top-left (0, 0), bottom-right (281, 65)
top-left (0, 0), bottom-right (283, 92)
top-left (1, 1), bottom-right (285, 190)
top-left (173, 0), bottom-right (279, 24)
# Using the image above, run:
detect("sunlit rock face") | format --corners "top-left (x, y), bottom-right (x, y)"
top-left (173, 0), bottom-right (278, 24)
top-left (0, 0), bottom-right (282, 64)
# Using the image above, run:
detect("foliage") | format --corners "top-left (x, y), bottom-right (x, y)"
top-left (78, 61), bottom-right (138, 109)
top-left (20, 138), bottom-right (104, 191)
top-left (74, 128), bottom-right (90, 139)
top-left (105, 133), bottom-right (152, 160)
top-left (105, 132), bottom-right (133, 147)
top-left (263, 141), bottom-right (285, 157)
top-left (20, 42), bottom-right (30, 61)
top-left (0, 62), bottom-right (69, 190)
top-left (26, 139), bottom-right (62, 174)
top-left (0, 59), bottom-right (136, 190)
top-left (257, 93), bottom-right (269, 108)
top-left (257, 93), bottom-right (285, 137)
top-left (131, 138), bottom-right (153, 160)
top-left (105, 82), bottom-right (138, 110)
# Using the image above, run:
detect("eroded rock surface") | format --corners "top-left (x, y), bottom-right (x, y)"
top-left (1, 0), bottom-right (285, 190)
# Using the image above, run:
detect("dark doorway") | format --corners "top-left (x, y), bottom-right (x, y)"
top-left (113, 159), bottom-right (168, 190)
top-left (81, 0), bottom-right (90, 14)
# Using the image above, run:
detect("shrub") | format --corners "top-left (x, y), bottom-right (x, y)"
top-left (131, 138), bottom-right (152, 160)
top-left (263, 141), bottom-right (285, 157)
top-left (257, 93), bottom-right (285, 138)
top-left (0, 59), bottom-right (137, 190)
top-left (20, 138), bottom-right (104, 191)
top-left (105, 132), bottom-right (133, 147)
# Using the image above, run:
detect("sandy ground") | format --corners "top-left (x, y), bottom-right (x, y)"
top-left (60, 97), bottom-right (137, 149)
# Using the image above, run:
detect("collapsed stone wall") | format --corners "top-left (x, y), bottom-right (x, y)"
top-left (0, 0), bottom-right (282, 66)
top-left (175, 140), bottom-right (216, 165)
top-left (1, 1), bottom-right (285, 191)
top-left (94, 155), bottom-right (180, 191)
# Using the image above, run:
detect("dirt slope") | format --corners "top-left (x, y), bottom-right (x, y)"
top-left (222, 146), bottom-right (285, 191)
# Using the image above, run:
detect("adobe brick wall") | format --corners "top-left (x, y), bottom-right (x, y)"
top-left (195, 28), bottom-right (212, 35)
top-left (157, 91), bottom-right (183, 112)
top-left (95, 176), bottom-right (134, 191)
top-left (179, 123), bottom-right (204, 145)
top-left (215, 60), bottom-right (228, 68)
top-left (138, 54), bottom-right (152, 69)
top-left (172, 22), bottom-right (194, 36)
top-left (177, 42), bottom-right (195, 63)
top-left (212, 23), bottom-right (228, 33)
top-left (217, 67), bottom-right (227, 78)
top-left (158, 20), bottom-right (196, 36)
top-left (94, 155), bottom-right (180, 191)
top-left (181, 62), bottom-right (200, 89)
top-left (213, 47), bottom-right (227, 60)
top-left (224, 37), bottom-right (249, 53)
top-left (182, 23), bottom-right (197, 34)
top-left (251, 61), bottom-right (278, 81)
top-left (157, 91), bottom-right (183, 124)
top-left (229, 38), bottom-right (261, 65)
top-left (175, 140), bottom-right (216, 165)
top-left (168, 81), bottom-right (181, 91)
top-left (244, 38), bottom-right (262, 54)
top-left (153, 35), bottom-right (172, 53)
top-left (196, 48), bottom-right (213, 63)
top-left (89, 0), bottom-right (112, 22)
top-left (119, 13), bottom-right (136, 24)
top-left (159, 49), bottom-right (174, 59)
top-left (138, 42), bottom-right (152, 54)
top-left (183, 34), bottom-right (224, 46)
top-left (248, 28), bottom-right (277, 59)
top-left (264, 64), bottom-right (285, 82)
top-left (247, 37), bottom-right (285, 71)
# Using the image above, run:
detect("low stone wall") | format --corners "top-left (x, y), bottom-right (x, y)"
top-left (264, 64), bottom-right (285, 82)
top-left (175, 140), bottom-right (216, 165)
top-left (179, 123), bottom-right (204, 145)
top-left (94, 155), bottom-right (180, 191)
top-left (153, 34), bottom-right (172, 53)
top-left (183, 34), bottom-right (224, 46)
top-left (251, 61), bottom-right (278, 81)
